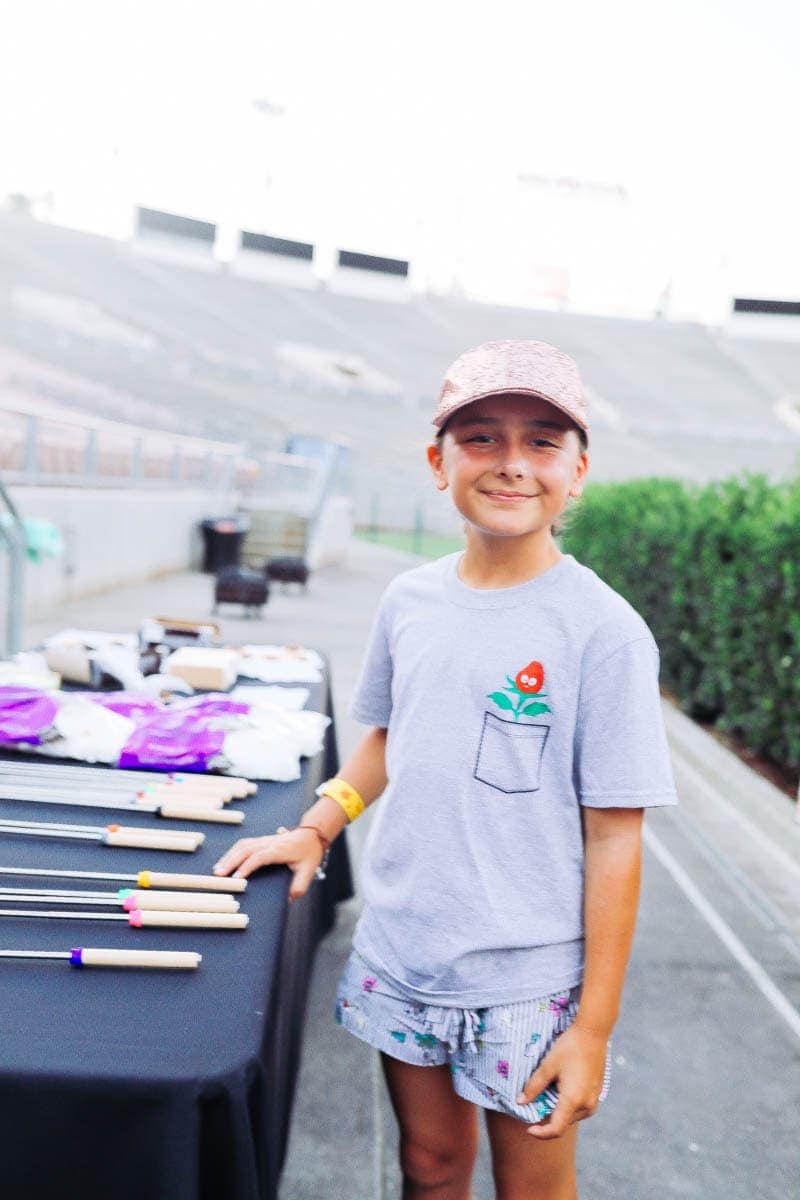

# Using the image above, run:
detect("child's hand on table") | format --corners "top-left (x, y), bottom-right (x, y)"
top-left (516, 1023), bottom-right (609, 1139)
top-left (213, 828), bottom-right (324, 899)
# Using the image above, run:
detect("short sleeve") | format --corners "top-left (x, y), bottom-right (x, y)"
top-left (348, 595), bottom-right (393, 727)
top-left (575, 635), bottom-right (678, 808)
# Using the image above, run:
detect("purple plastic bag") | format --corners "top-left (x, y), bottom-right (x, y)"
top-left (0, 687), bottom-right (59, 745)
top-left (167, 694), bottom-right (249, 718)
top-left (82, 692), bottom-right (165, 723)
top-left (119, 724), bottom-right (227, 772)
top-left (117, 701), bottom-right (233, 772)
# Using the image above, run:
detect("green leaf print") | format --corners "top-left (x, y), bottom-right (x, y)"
top-left (518, 699), bottom-right (550, 717)
top-left (414, 1033), bottom-right (439, 1048)
top-left (487, 691), bottom-right (515, 711)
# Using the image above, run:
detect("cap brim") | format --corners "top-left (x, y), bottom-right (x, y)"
top-left (433, 388), bottom-right (588, 435)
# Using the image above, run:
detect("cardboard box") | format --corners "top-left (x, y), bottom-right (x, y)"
top-left (165, 648), bottom-right (239, 692)
top-left (141, 617), bottom-right (220, 651)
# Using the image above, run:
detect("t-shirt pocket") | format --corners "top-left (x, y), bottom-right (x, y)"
top-left (473, 712), bottom-right (550, 794)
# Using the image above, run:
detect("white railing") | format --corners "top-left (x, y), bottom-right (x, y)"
top-left (0, 404), bottom-right (253, 489)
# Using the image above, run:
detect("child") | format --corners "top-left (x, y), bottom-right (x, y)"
top-left (214, 339), bottom-right (678, 1200)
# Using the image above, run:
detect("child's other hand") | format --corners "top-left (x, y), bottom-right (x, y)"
top-left (516, 1024), bottom-right (608, 1140)
top-left (212, 829), bottom-right (323, 900)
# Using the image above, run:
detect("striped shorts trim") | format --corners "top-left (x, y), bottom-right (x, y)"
top-left (335, 949), bottom-right (612, 1124)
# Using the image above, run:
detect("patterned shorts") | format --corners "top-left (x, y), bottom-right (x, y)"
top-left (335, 949), bottom-right (612, 1124)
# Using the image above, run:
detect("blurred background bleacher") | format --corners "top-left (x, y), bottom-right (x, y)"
top-left (1, 210), bottom-right (799, 557)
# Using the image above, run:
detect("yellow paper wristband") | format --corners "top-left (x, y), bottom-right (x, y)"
top-left (315, 777), bottom-right (365, 822)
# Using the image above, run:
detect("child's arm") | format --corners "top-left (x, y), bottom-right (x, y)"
top-left (212, 726), bottom-right (388, 898)
top-left (517, 806), bottom-right (643, 1138)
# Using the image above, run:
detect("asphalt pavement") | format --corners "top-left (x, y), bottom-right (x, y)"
top-left (22, 538), bottom-right (800, 1200)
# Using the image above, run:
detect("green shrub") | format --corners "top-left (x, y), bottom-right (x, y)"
top-left (564, 472), bottom-right (800, 772)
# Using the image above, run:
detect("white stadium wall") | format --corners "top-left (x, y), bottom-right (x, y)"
top-left (7, 486), bottom-right (234, 618)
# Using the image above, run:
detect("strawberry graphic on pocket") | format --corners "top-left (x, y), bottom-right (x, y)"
top-left (487, 660), bottom-right (551, 722)
top-left (474, 660), bottom-right (551, 794)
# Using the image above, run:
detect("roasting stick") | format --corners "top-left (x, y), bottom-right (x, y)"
top-left (0, 818), bottom-right (202, 852)
top-left (156, 772), bottom-right (255, 796)
top-left (0, 788), bottom-right (244, 825)
top-left (0, 865), bottom-right (247, 893)
top-left (0, 762), bottom-right (255, 799)
top-left (0, 816), bottom-right (202, 846)
top-left (0, 906), bottom-right (249, 929)
top-left (134, 790), bottom-right (227, 809)
top-left (0, 770), bottom-right (230, 809)
top-left (0, 948), bottom-right (202, 970)
top-left (0, 887), bottom-right (240, 913)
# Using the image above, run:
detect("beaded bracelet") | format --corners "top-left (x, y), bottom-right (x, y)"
top-left (276, 824), bottom-right (331, 880)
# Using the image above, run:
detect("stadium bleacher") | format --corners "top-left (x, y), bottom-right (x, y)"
top-left (0, 212), bottom-right (798, 534)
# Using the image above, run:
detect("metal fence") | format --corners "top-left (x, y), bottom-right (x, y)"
top-left (0, 406), bottom-right (253, 489)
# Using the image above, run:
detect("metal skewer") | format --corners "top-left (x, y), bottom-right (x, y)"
top-left (0, 886), bottom-right (240, 912)
top-left (0, 773), bottom-right (229, 809)
top-left (0, 815), bottom-right (199, 839)
top-left (0, 865), bottom-right (247, 893)
top-left (0, 817), bottom-right (202, 852)
top-left (0, 761), bottom-right (255, 797)
top-left (0, 906), bottom-right (249, 929)
top-left (0, 787), bottom-right (244, 824)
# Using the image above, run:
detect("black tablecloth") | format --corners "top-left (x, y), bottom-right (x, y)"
top-left (0, 670), bottom-right (353, 1200)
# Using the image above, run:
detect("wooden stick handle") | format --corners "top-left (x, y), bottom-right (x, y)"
top-left (138, 791), bottom-right (226, 810)
top-left (140, 871), bottom-right (247, 893)
top-left (129, 909), bottom-right (250, 929)
top-left (123, 890), bottom-right (239, 913)
top-left (158, 806), bottom-right (245, 825)
top-left (74, 947), bottom-right (201, 969)
top-left (174, 775), bottom-right (255, 797)
top-left (111, 825), bottom-right (204, 846)
top-left (104, 830), bottom-right (199, 852)
top-left (165, 781), bottom-right (236, 799)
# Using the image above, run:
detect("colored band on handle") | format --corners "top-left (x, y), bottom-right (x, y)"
top-left (314, 777), bottom-right (365, 822)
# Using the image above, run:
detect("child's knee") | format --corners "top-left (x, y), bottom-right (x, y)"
top-left (400, 1133), bottom-right (476, 1190)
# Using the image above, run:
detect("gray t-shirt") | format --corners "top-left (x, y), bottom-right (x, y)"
top-left (349, 551), bottom-right (678, 1007)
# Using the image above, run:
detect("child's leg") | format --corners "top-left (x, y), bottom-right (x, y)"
top-left (381, 1053), bottom-right (480, 1200)
top-left (484, 1110), bottom-right (578, 1200)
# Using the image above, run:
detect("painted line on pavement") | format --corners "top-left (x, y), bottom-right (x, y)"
top-left (672, 754), bottom-right (800, 883)
top-left (665, 800), bottom-right (800, 965)
top-left (643, 823), bottom-right (800, 1044)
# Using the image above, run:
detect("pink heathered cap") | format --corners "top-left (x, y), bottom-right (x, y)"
top-left (432, 339), bottom-right (589, 435)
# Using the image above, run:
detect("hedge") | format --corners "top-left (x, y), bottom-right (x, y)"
top-left (563, 472), bottom-right (800, 772)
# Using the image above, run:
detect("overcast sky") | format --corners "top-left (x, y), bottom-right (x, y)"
top-left (2, 0), bottom-right (799, 299)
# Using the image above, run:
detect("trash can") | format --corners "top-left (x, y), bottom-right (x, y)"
top-left (200, 516), bottom-right (249, 573)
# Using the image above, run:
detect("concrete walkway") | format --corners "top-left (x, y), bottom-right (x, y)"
top-left (20, 539), bottom-right (800, 1199)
